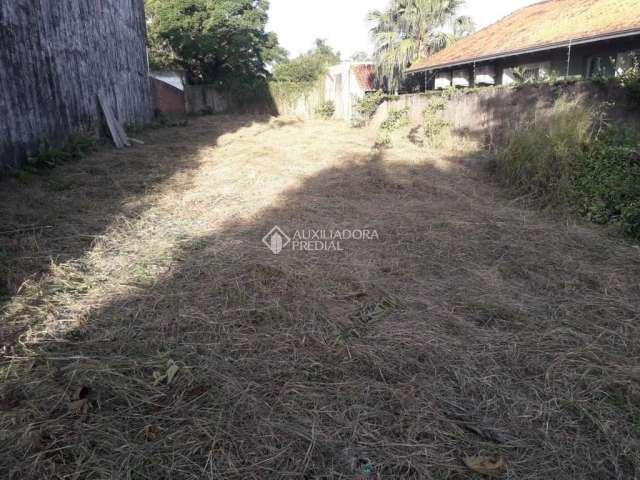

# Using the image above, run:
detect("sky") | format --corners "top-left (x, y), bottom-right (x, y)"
top-left (267, 0), bottom-right (541, 60)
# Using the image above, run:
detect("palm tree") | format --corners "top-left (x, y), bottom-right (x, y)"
top-left (368, 0), bottom-right (474, 92)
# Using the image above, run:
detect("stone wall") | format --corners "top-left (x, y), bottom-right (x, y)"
top-left (0, 0), bottom-right (152, 170)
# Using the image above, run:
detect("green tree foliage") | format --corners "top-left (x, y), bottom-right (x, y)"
top-left (574, 127), bottom-right (640, 239)
top-left (368, 0), bottom-right (474, 92)
top-left (617, 59), bottom-right (640, 106)
top-left (271, 39), bottom-right (340, 83)
top-left (350, 51), bottom-right (372, 62)
top-left (354, 90), bottom-right (392, 119)
top-left (146, 0), bottom-right (286, 87)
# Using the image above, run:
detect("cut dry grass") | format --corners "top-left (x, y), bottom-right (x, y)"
top-left (1, 115), bottom-right (639, 479)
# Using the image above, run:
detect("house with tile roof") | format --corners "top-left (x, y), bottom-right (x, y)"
top-left (324, 62), bottom-right (378, 121)
top-left (407, 0), bottom-right (640, 90)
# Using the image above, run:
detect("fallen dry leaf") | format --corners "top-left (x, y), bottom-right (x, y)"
top-left (153, 360), bottom-right (181, 385)
top-left (0, 397), bottom-right (20, 411)
top-left (166, 361), bottom-right (180, 385)
top-left (464, 455), bottom-right (507, 478)
top-left (25, 430), bottom-right (51, 452)
top-left (185, 384), bottom-right (210, 398)
top-left (69, 398), bottom-right (89, 416)
top-left (143, 424), bottom-right (160, 441)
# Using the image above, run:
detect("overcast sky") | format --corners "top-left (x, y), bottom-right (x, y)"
top-left (267, 0), bottom-right (541, 59)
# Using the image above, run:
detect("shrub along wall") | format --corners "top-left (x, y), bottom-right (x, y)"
top-left (184, 80), bottom-right (325, 119)
top-left (374, 81), bottom-right (640, 239)
top-left (0, 0), bottom-right (153, 171)
top-left (373, 82), bottom-right (640, 147)
top-left (268, 81), bottom-right (325, 119)
top-left (184, 85), bottom-right (279, 115)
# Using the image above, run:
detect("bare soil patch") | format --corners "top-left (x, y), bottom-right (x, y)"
top-left (1, 115), bottom-right (639, 479)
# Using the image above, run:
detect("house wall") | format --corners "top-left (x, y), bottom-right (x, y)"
top-left (0, 0), bottom-right (153, 171)
top-left (428, 35), bottom-right (640, 89)
top-left (373, 81), bottom-right (640, 146)
top-left (326, 64), bottom-right (351, 120)
top-left (325, 63), bottom-right (368, 121)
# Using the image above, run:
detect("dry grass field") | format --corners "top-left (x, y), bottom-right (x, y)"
top-left (1, 115), bottom-right (639, 479)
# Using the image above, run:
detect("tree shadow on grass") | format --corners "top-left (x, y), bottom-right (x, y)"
top-left (1, 136), bottom-right (640, 479)
top-left (0, 114), bottom-right (297, 344)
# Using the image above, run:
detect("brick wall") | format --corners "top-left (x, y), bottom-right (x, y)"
top-left (151, 79), bottom-right (186, 115)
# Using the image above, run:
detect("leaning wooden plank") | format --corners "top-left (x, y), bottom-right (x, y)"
top-left (113, 114), bottom-right (131, 147)
top-left (98, 93), bottom-right (125, 148)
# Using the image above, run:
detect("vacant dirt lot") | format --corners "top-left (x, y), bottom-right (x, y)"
top-left (1, 116), bottom-right (639, 479)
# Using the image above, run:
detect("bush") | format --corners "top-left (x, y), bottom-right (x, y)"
top-left (375, 108), bottom-right (409, 148)
top-left (25, 131), bottom-right (97, 173)
top-left (492, 99), bottom-right (595, 203)
top-left (617, 60), bottom-right (640, 107)
top-left (492, 98), bottom-right (640, 239)
top-left (573, 127), bottom-right (640, 238)
top-left (380, 108), bottom-right (409, 132)
top-left (355, 90), bottom-right (392, 120)
top-left (422, 96), bottom-right (450, 140)
top-left (315, 101), bottom-right (335, 119)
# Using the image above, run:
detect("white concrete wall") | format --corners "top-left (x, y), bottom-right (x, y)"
top-left (325, 62), bottom-right (369, 121)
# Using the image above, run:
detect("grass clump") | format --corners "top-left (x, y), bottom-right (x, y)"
top-left (422, 96), bottom-right (450, 143)
top-left (617, 61), bottom-right (640, 107)
top-left (376, 108), bottom-right (409, 148)
top-left (315, 100), bottom-right (336, 119)
top-left (491, 99), bottom-right (595, 203)
top-left (492, 98), bottom-right (640, 239)
top-left (380, 108), bottom-right (409, 132)
top-left (25, 131), bottom-right (97, 173)
top-left (355, 90), bottom-right (387, 119)
top-left (354, 90), bottom-right (398, 125)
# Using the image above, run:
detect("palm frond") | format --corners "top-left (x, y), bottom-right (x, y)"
top-left (367, 0), bottom-right (467, 91)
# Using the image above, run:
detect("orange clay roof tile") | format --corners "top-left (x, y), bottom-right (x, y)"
top-left (352, 64), bottom-right (377, 91)
top-left (407, 0), bottom-right (640, 72)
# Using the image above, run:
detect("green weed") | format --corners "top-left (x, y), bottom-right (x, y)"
top-left (315, 100), bottom-right (336, 119)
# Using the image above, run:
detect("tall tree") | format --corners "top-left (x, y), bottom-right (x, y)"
top-left (368, 0), bottom-right (474, 92)
top-left (271, 39), bottom-right (340, 83)
top-left (146, 0), bottom-right (286, 87)
top-left (350, 51), bottom-right (372, 62)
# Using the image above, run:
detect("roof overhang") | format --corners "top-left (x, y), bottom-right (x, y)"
top-left (408, 28), bottom-right (640, 73)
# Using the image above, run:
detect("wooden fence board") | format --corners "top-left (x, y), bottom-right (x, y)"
top-left (0, 0), bottom-right (152, 169)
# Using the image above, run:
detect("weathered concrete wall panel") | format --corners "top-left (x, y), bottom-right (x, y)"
top-left (0, 0), bottom-right (152, 170)
top-left (184, 84), bottom-right (278, 116)
top-left (374, 82), bottom-right (640, 145)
